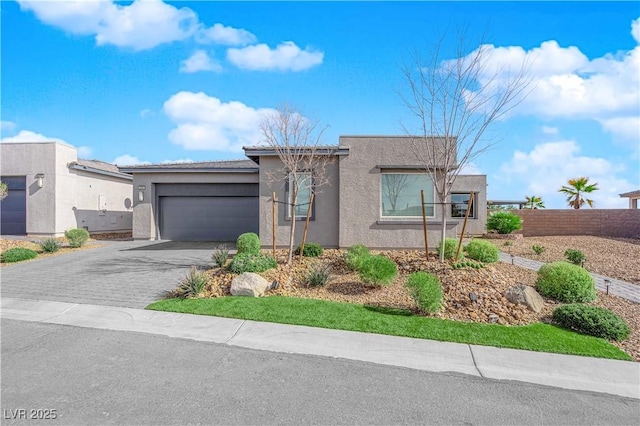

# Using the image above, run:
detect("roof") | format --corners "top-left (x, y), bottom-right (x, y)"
top-left (619, 190), bottom-right (640, 198)
top-left (242, 145), bottom-right (349, 163)
top-left (118, 159), bottom-right (258, 173)
top-left (69, 159), bottom-right (133, 180)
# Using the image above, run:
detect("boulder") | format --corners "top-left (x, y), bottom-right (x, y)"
top-left (231, 273), bottom-right (271, 297)
top-left (504, 284), bottom-right (545, 313)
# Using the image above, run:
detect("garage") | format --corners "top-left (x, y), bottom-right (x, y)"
top-left (0, 176), bottom-right (27, 235)
top-left (156, 183), bottom-right (259, 241)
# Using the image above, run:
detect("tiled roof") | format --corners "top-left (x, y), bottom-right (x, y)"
top-left (117, 159), bottom-right (258, 172)
top-left (619, 190), bottom-right (640, 198)
top-left (76, 159), bottom-right (122, 174)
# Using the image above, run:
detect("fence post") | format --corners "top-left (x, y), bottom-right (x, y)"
top-left (299, 193), bottom-right (315, 263)
top-left (455, 191), bottom-right (474, 261)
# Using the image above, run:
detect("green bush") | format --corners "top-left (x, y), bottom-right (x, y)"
top-left (406, 272), bottom-right (443, 314)
top-left (451, 260), bottom-right (484, 269)
top-left (39, 237), bottom-right (61, 253)
top-left (464, 239), bottom-right (499, 263)
top-left (345, 244), bottom-right (370, 271)
top-left (437, 238), bottom-right (458, 260)
top-left (1, 247), bottom-right (38, 263)
top-left (536, 261), bottom-right (596, 303)
top-left (532, 245), bottom-right (545, 255)
top-left (359, 255), bottom-right (397, 286)
top-left (211, 245), bottom-right (230, 268)
top-left (295, 242), bottom-right (324, 258)
top-left (305, 263), bottom-right (333, 286)
top-left (65, 228), bottom-right (90, 248)
top-left (228, 253), bottom-right (277, 274)
top-left (564, 249), bottom-right (587, 266)
top-left (236, 232), bottom-right (261, 256)
top-left (177, 266), bottom-right (207, 298)
top-left (486, 211), bottom-right (523, 234)
top-left (553, 304), bottom-right (631, 341)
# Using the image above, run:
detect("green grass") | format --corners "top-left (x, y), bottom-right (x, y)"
top-left (147, 296), bottom-right (631, 361)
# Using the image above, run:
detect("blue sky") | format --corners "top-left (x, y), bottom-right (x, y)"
top-left (1, 0), bottom-right (639, 208)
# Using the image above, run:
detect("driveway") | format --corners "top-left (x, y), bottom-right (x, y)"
top-left (0, 240), bottom-right (225, 308)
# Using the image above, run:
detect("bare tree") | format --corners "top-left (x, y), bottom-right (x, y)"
top-left (381, 174), bottom-right (410, 213)
top-left (400, 27), bottom-right (531, 261)
top-left (260, 104), bottom-right (331, 264)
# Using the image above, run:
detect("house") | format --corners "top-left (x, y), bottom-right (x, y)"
top-left (120, 136), bottom-right (487, 248)
top-left (619, 190), bottom-right (640, 209)
top-left (0, 141), bottom-right (133, 236)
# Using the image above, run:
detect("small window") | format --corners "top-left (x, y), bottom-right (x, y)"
top-left (381, 173), bottom-right (435, 218)
top-left (285, 172), bottom-right (314, 220)
top-left (451, 193), bottom-right (476, 218)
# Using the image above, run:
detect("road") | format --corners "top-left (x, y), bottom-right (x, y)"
top-left (2, 319), bottom-right (638, 425)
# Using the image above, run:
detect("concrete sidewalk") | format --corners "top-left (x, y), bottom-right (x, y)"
top-left (2, 297), bottom-right (638, 400)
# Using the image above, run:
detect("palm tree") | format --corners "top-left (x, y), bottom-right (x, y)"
top-left (523, 195), bottom-right (545, 209)
top-left (558, 177), bottom-right (599, 209)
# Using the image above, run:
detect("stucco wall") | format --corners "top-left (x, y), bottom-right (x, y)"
top-left (257, 156), bottom-right (340, 248)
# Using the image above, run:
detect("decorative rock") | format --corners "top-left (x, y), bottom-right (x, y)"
top-left (231, 273), bottom-right (271, 297)
top-left (488, 313), bottom-right (499, 323)
top-left (504, 284), bottom-right (545, 313)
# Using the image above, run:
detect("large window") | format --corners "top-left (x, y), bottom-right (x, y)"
top-left (451, 193), bottom-right (476, 218)
top-left (381, 173), bottom-right (434, 217)
top-left (286, 172), bottom-right (314, 220)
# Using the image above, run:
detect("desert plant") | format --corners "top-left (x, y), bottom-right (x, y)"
top-left (236, 232), bottom-right (261, 256)
top-left (437, 238), bottom-right (458, 260)
top-left (553, 304), bottom-right (631, 341)
top-left (39, 237), bottom-right (62, 253)
top-left (0, 180), bottom-right (7, 201)
top-left (176, 266), bottom-right (207, 298)
top-left (1, 247), bottom-right (38, 263)
top-left (558, 177), bottom-right (599, 209)
top-left (486, 211), bottom-right (523, 234)
top-left (345, 244), bottom-right (370, 271)
top-left (406, 271), bottom-right (444, 314)
top-left (532, 245), bottom-right (545, 255)
top-left (359, 255), bottom-right (398, 286)
top-left (451, 259), bottom-right (484, 269)
top-left (211, 245), bottom-right (230, 268)
top-left (305, 262), bottom-right (333, 286)
top-left (464, 240), bottom-right (499, 263)
top-left (295, 242), bottom-right (324, 258)
top-left (64, 228), bottom-right (90, 248)
top-left (228, 253), bottom-right (277, 274)
top-left (523, 195), bottom-right (545, 209)
top-left (564, 249), bottom-right (587, 266)
top-left (536, 261), bottom-right (596, 303)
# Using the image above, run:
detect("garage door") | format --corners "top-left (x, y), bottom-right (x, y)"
top-left (0, 176), bottom-right (27, 235)
top-left (159, 196), bottom-right (259, 241)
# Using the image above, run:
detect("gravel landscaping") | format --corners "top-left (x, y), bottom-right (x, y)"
top-left (0, 237), bottom-right (103, 267)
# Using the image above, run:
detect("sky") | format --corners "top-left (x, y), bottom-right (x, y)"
top-left (1, 0), bottom-right (639, 209)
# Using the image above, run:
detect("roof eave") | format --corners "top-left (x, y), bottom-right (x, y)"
top-left (69, 163), bottom-right (133, 181)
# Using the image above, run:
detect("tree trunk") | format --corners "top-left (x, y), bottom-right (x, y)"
top-left (287, 201), bottom-right (296, 264)
top-left (439, 203), bottom-right (447, 262)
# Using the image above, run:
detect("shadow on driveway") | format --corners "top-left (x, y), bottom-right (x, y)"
top-left (123, 241), bottom-right (235, 251)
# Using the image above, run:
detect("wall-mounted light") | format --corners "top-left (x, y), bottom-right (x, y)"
top-left (137, 185), bottom-right (146, 202)
top-left (36, 173), bottom-right (45, 188)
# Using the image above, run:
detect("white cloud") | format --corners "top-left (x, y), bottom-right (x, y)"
top-left (541, 126), bottom-right (558, 135)
top-left (18, 0), bottom-right (198, 51)
top-left (180, 50), bottom-right (222, 73)
top-left (163, 91), bottom-right (276, 151)
top-left (140, 109), bottom-right (154, 118)
top-left (77, 146), bottom-right (93, 158)
top-left (1, 120), bottom-right (16, 132)
top-left (499, 140), bottom-right (634, 208)
top-left (112, 154), bottom-right (149, 166)
top-left (599, 116), bottom-right (640, 142)
top-left (632, 17), bottom-right (640, 44)
top-left (227, 41), bottom-right (324, 71)
top-left (0, 130), bottom-right (66, 144)
top-left (197, 23), bottom-right (256, 46)
top-left (458, 162), bottom-right (482, 175)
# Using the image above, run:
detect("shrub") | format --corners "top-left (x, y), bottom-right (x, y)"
top-left (532, 245), bottom-right (545, 255)
top-left (437, 238), bottom-right (458, 260)
top-left (39, 237), bottom-right (61, 253)
top-left (345, 244), bottom-right (370, 271)
top-left (228, 253), bottom-right (277, 274)
top-left (305, 263), bottom-right (333, 287)
top-left (536, 261), bottom-right (596, 303)
top-left (1, 247), bottom-right (38, 263)
top-left (359, 255), bottom-right (397, 286)
top-left (486, 211), bottom-right (523, 234)
top-left (564, 249), bottom-right (587, 266)
top-left (65, 228), bottom-right (90, 248)
top-left (553, 304), bottom-right (631, 341)
top-left (406, 272), bottom-right (444, 314)
top-left (236, 232), bottom-right (261, 256)
top-left (211, 245), bottom-right (230, 268)
top-left (451, 260), bottom-right (484, 269)
top-left (295, 242), bottom-right (324, 258)
top-left (176, 266), bottom-right (207, 298)
top-left (464, 239), bottom-right (499, 263)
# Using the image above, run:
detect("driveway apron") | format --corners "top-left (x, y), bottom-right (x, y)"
top-left (0, 240), bottom-right (220, 309)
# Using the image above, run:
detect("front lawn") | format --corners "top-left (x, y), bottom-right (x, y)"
top-left (147, 296), bottom-right (631, 361)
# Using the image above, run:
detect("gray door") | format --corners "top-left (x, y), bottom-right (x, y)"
top-left (159, 196), bottom-right (258, 241)
top-left (0, 176), bottom-right (27, 235)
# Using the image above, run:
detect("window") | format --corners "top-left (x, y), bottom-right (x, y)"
top-left (451, 193), bottom-right (476, 218)
top-left (286, 172), bottom-right (314, 220)
top-left (381, 173), bottom-right (434, 217)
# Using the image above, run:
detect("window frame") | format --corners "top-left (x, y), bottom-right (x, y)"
top-left (285, 171), bottom-right (315, 221)
top-left (380, 171), bottom-right (436, 219)
top-left (450, 192), bottom-right (477, 219)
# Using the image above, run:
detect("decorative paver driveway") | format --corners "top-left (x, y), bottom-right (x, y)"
top-left (0, 240), bottom-right (223, 308)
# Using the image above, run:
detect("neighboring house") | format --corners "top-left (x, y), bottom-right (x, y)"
top-left (0, 142), bottom-right (133, 236)
top-left (619, 190), bottom-right (640, 209)
top-left (121, 136), bottom-right (486, 248)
